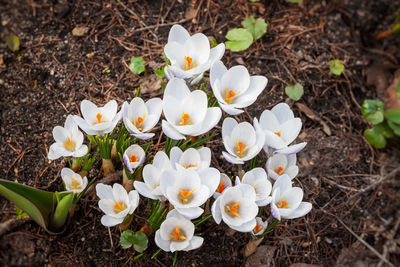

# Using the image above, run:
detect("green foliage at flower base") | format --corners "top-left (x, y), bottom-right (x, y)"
top-left (120, 230), bottom-right (148, 252)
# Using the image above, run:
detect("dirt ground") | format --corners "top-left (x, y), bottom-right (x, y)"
top-left (1, 0), bottom-right (399, 266)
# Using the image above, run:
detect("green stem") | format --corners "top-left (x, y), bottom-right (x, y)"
top-left (151, 248), bottom-right (162, 259)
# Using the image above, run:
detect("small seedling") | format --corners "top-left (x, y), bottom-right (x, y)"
top-left (120, 230), bottom-right (149, 252)
top-left (329, 59), bottom-right (344, 75)
top-left (6, 34), bottom-right (20, 52)
top-left (243, 16), bottom-right (267, 41)
top-left (285, 83), bottom-right (304, 101)
top-left (225, 28), bottom-right (253, 52)
top-left (129, 57), bottom-right (146, 74)
top-left (361, 99), bottom-right (385, 125)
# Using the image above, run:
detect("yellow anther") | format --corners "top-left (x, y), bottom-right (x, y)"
top-left (277, 197), bottom-right (290, 209)
top-left (216, 182), bottom-right (225, 193)
top-left (184, 56), bottom-right (196, 70)
top-left (96, 113), bottom-right (103, 123)
top-left (182, 162), bottom-right (198, 168)
top-left (113, 201), bottom-right (125, 213)
top-left (179, 188), bottom-right (194, 203)
top-left (225, 88), bottom-right (240, 103)
top-left (69, 177), bottom-right (81, 190)
top-left (63, 137), bottom-right (75, 151)
top-left (132, 114), bottom-right (146, 131)
top-left (179, 112), bottom-right (193, 126)
top-left (170, 225), bottom-right (187, 240)
top-left (226, 201), bottom-right (241, 218)
top-left (236, 140), bottom-right (250, 157)
top-left (274, 130), bottom-right (281, 137)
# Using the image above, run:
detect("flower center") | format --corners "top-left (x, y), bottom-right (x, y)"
top-left (132, 114), bottom-right (146, 131)
top-left (274, 130), bottom-right (281, 137)
top-left (69, 177), bottom-right (81, 190)
top-left (276, 166), bottom-right (284, 175)
top-left (170, 225), bottom-right (187, 241)
top-left (130, 153), bottom-right (138, 163)
top-left (226, 201), bottom-right (241, 218)
top-left (179, 188), bottom-right (195, 203)
top-left (63, 137), bottom-right (75, 151)
top-left (93, 113), bottom-right (106, 124)
top-left (113, 201), bottom-right (126, 213)
top-left (182, 162), bottom-right (198, 168)
top-left (277, 197), bottom-right (290, 209)
top-left (179, 112), bottom-right (193, 126)
top-left (216, 182), bottom-right (225, 193)
top-left (225, 88), bottom-right (240, 103)
top-left (253, 224), bottom-right (263, 234)
top-left (235, 140), bottom-right (250, 157)
top-left (184, 56), bottom-right (196, 70)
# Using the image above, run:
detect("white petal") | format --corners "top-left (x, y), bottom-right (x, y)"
top-left (222, 151), bottom-right (244, 164)
top-left (270, 203), bottom-right (281, 221)
top-left (134, 181), bottom-right (158, 200)
top-left (284, 202), bottom-right (312, 219)
top-left (170, 240), bottom-right (190, 252)
top-left (128, 190), bottom-right (140, 213)
top-left (52, 126), bottom-right (68, 144)
top-left (219, 103), bottom-right (244, 116)
top-left (198, 168), bottom-right (220, 197)
top-left (208, 43), bottom-right (225, 64)
top-left (280, 118), bottom-right (302, 145)
top-left (155, 230), bottom-right (171, 252)
top-left (222, 117), bottom-right (237, 139)
top-left (100, 100), bottom-right (118, 122)
top-left (176, 207), bottom-right (204, 220)
top-left (285, 166), bottom-right (299, 180)
top-left (133, 133), bottom-right (155, 140)
top-left (73, 116), bottom-right (97, 135)
top-left (256, 196), bottom-right (272, 206)
top-left (193, 107), bottom-right (221, 136)
top-left (229, 218), bottom-right (257, 232)
top-left (275, 142), bottom-right (307, 154)
top-left (184, 33), bottom-right (210, 66)
top-left (96, 183), bottom-right (113, 200)
top-left (231, 121), bottom-right (256, 146)
top-left (264, 131), bottom-right (287, 150)
top-left (73, 145), bottom-right (88, 158)
top-left (48, 144), bottom-right (62, 160)
top-left (165, 42), bottom-right (186, 66)
top-left (271, 103), bottom-right (294, 123)
top-left (162, 120), bottom-right (186, 140)
top-left (80, 100), bottom-right (98, 122)
top-left (273, 174), bottom-right (292, 193)
top-left (210, 60), bottom-right (227, 89)
top-left (233, 76), bottom-right (268, 108)
top-left (101, 215), bottom-right (123, 227)
top-left (168, 24), bottom-right (190, 44)
top-left (112, 183), bottom-right (129, 204)
top-left (190, 72), bottom-right (204, 85)
top-left (185, 236), bottom-right (204, 251)
top-left (221, 65), bottom-right (250, 93)
top-left (259, 110), bottom-right (280, 132)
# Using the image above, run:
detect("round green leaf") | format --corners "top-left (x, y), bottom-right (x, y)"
top-left (225, 28), bottom-right (253, 52)
top-left (120, 230), bottom-right (134, 249)
top-left (7, 34), bottom-right (20, 52)
top-left (361, 99), bottom-right (385, 125)
top-left (364, 128), bottom-right (386, 149)
top-left (329, 59), bottom-right (344, 76)
top-left (285, 83), bottom-right (304, 101)
top-left (129, 57), bottom-right (146, 74)
top-left (133, 231), bottom-right (148, 253)
top-left (243, 16), bottom-right (267, 40)
top-left (384, 109), bottom-right (400, 124)
top-left (388, 120), bottom-right (400, 136)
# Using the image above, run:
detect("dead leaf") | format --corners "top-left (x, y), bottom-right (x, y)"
top-left (72, 26), bottom-right (90, 37)
top-left (385, 69), bottom-right (400, 109)
top-left (290, 264), bottom-right (322, 267)
top-left (244, 237), bottom-right (264, 257)
top-left (365, 61), bottom-right (396, 93)
top-left (245, 245), bottom-right (276, 267)
top-left (295, 103), bottom-right (331, 136)
top-left (335, 247), bottom-right (380, 267)
top-left (138, 74), bottom-right (162, 96)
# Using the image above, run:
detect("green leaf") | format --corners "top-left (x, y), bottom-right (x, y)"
top-left (243, 16), bottom-right (267, 40)
top-left (249, 0), bottom-right (260, 2)
top-left (392, 24), bottom-right (400, 34)
top-left (288, 0), bottom-right (300, 3)
top-left (162, 52), bottom-right (167, 59)
top-left (285, 83), bottom-right (304, 101)
top-left (361, 99), bottom-right (385, 125)
top-left (225, 28), bottom-right (253, 52)
top-left (329, 59), bottom-right (344, 76)
top-left (6, 34), bottom-right (20, 52)
top-left (155, 68), bottom-right (164, 78)
top-left (397, 80), bottom-right (400, 98)
top-left (388, 120), bottom-right (400, 136)
top-left (129, 57), bottom-right (146, 74)
top-left (385, 109), bottom-right (400, 124)
top-left (120, 230), bottom-right (148, 252)
top-left (364, 128), bottom-right (387, 149)
top-left (0, 179), bottom-right (55, 232)
top-left (51, 193), bottom-right (73, 231)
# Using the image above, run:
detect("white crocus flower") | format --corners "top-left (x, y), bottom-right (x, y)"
top-left (270, 174), bottom-right (312, 221)
top-left (160, 168), bottom-right (220, 219)
top-left (122, 97), bottom-right (162, 140)
top-left (251, 217), bottom-right (268, 236)
top-left (266, 153), bottom-right (298, 180)
top-left (236, 168), bottom-right (272, 207)
top-left (155, 209), bottom-right (204, 252)
top-left (210, 60), bottom-right (268, 115)
top-left (122, 144), bottom-right (146, 174)
top-left (61, 168), bottom-right (88, 194)
top-left (211, 183), bottom-right (258, 232)
top-left (96, 183), bottom-right (140, 227)
top-left (213, 173), bottom-right (232, 199)
top-left (170, 146), bottom-right (211, 171)
top-left (164, 24), bottom-right (225, 84)
top-left (73, 100), bottom-right (122, 137)
top-left (48, 115), bottom-right (88, 160)
top-left (162, 78), bottom-right (221, 140)
top-left (258, 103), bottom-right (306, 152)
top-left (221, 117), bottom-right (264, 164)
top-left (134, 151), bottom-right (172, 201)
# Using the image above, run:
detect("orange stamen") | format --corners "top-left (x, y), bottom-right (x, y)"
top-left (236, 140), bottom-right (250, 157)
top-left (170, 225), bottom-right (186, 240)
top-left (113, 201), bottom-right (125, 213)
top-left (132, 114), bottom-right (146, 130)
top-left (216, 182), bottom-right (225, 193)
top-left (179, 188), bottom-right (195, 203)
top-left (69, 177), bottom-right (81, 190)
top-left (96, 113), bottom-right (103, 124)
top-left (226, 201), bottom-right (241, 218)
top-left (253, 225), bottom-right (263, 234)
top-left (182, 163), bottom-right (198, 168)
top-left (184, 56), bottom-right (196, 70)
top-left (274, 130), bottom-right (281, 137)
top-left (63, 137), bottom-right (75, 151)
top-left (276, 166), bottom-right (284, 175)
top-left (224, 88), bottom-right (240, 103)
top-left (277, 197), bottom-right (290, 209)
top-left (180, 112), bottom-right (192, 125)
top-left (130, 154), bottom-right (138, 162)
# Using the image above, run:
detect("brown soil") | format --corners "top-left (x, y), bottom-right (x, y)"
top-left (1, 0), bottom-right (399, 266)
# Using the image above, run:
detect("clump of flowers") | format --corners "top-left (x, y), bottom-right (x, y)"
top-left (0, 24), bottom-right (312, 263)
